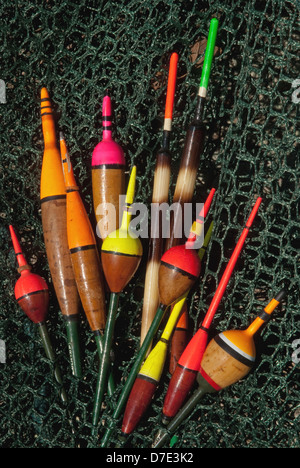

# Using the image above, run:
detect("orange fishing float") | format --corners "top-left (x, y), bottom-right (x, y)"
top-left (60, 134), bottom-right (114, 394)
top-left (40, 87), bottom-right (81, 378)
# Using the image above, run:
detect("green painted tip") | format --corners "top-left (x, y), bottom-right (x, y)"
top-left (199, 18), bottom-right (219, 95)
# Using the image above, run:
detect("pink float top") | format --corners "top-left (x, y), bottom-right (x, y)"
top-left (92, 94), bottom-right (125, 167)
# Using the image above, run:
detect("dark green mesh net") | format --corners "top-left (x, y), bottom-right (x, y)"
top-left (0, 0), bottom-right (299, 449)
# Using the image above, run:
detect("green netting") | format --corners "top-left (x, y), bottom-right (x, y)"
top-left (0, 0), bottom-right (299, 449)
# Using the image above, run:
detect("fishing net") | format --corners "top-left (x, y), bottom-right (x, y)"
top-left (0, 0), bottom-right (299, 449)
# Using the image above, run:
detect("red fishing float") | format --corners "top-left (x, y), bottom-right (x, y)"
top-left (161, 197), bottom-right (262, 424)
top-left (9, 225), bottom-right (67, 402)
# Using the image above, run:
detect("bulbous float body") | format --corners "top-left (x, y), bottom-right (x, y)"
top-left (101, 166), bottom-right (142, 293)
top-left (199, 329), bottom-right (256, 391)
top-left (15, 269), bottom-right (49, 324)
top-left (158, 244), bottom-right (201, 306)
top-left (101, 228), bottom-right (142, 293)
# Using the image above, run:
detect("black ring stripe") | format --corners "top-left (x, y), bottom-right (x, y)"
top-left (177, 363), bottom-right (198, 374)
top-left (258, 310), bottom-right (271, 322)
top-left (137, 373), bottom-right (158, 385)
top-left (17, 289), bottom-right (48, 302)
top-left (160, 261), bottom-right (198, 281)
top-left (40, 194), bottom-right (66, 204)
top-left (101, 249), bottom-right (142, 258)
top-left (92, 164), bottom-right (125, 170)
top-left (214, 334), bottom-right (254, 367)
top-left (70, 244), bottom-right (96, 254)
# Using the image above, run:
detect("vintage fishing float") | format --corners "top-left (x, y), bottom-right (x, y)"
top-left (100, 188), bottom-right (216, 447)
top-left (59, 134), bottom-right (114, 394)
top-left (9, 225), bottom-right (68, 402)
top-left (165, 18), bottom-right (218, 251)
top-left (91, 92), bottom-right (126, 241)
top-left (140, 51), bottom-right (178, 349)
top-left (165, 19), bottom-right (219, 370)
top-left (160, 196), bottom-right (262, 424)
top-left (92, 165), bottom-right (142, 428)
top-left (120, 221), bottom-right (213, 439)
top-left (40, 87), bottom-right (81, 378)
top-left (152, 289), bottom-right (286, 447)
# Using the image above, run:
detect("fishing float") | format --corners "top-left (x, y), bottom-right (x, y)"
top-left (40, 87), bottom-right (81, 378)
top-left (160, 196), bottom-right (262, 425)
top-left (100, 188), bottom-right (216, 447)
top-left (165, 18), bottom-right (219, 371)
top-left (152, 289), bottom-right (286, 447)
top-left (92, 165), bottom-right (142, 428)
top-left (92, 92), bottom-right (126, 241)
top-left (59, 134), bottom-right (114, 394)
top-left (165, 18), bottom-right (218, 251)
top-left (9, 225), bottom-right (68, 403)
top-left (120, 221), bottom-right (214, 440)
top-left (140, 51), bottom-right (179, 350)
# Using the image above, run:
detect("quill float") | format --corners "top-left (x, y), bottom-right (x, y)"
top-left (165, 19), bottom-right (219, 372)
top-left (140, 52), bottom-right (179, 350)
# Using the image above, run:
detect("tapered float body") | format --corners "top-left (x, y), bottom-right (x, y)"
top-left (166, 19), bottom-right (218, 370)
top-left (92, 94), bottom-right (126, 241)
top-left (152, 290), bottom-right (286, 447)
top-left (140, 52), bottom-right (178, 348)
top-left (60, 134), bottom-right (115, 395)
top-left (92, 166), bottom-right (142, 428)
top-left (121, 222), bottom-right (213, 438)
top-left (40, 87), bottom-right (81, 377)
top-left (161, 197), bottom-right (262, 424)
top-left (9, 225), bottom-right (67, 402)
